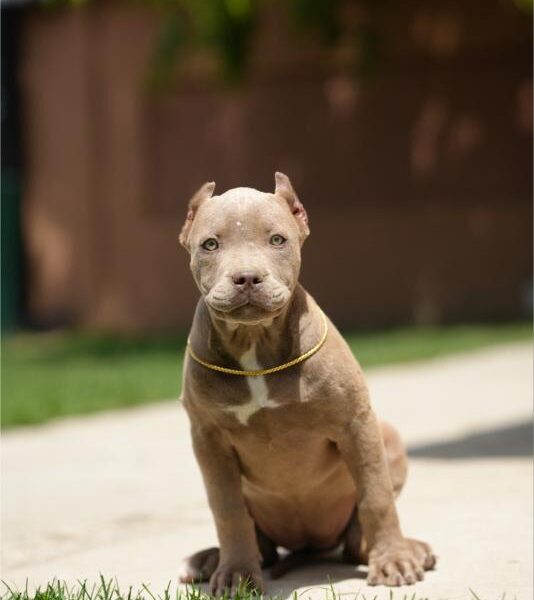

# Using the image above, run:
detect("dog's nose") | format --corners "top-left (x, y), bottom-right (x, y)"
top-left (232, 271), bottom-right (263, 287)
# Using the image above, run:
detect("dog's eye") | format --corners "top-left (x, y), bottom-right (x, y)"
top-left (201, 238), bottom-right (219, 251)
top-left (270, 234), bottom-right (286, 246)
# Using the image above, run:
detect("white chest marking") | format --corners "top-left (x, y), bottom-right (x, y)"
top-left (224, 345), bottom-right (280, 425)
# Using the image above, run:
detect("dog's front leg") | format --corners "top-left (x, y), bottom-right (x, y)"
top-left (335, 404), bottom-right (434, 586)
top-left (191, 424), bottom-right (263, 595)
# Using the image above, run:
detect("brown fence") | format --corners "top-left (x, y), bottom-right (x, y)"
top-left (17, 0), bottom-right (532, 331)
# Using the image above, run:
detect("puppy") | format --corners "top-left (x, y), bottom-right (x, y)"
top-left (178, 173), bottom-right (435, 594)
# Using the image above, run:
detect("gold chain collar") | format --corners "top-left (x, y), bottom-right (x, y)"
top-left (187, 310), bottom-right (328, 377)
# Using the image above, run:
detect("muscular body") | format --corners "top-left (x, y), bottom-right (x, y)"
top-left (178, 174), bottom-right (436, 594)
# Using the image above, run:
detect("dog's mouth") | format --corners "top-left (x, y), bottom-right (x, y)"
top-left (218, 303), bottom-right (284, 325)
top-left (205, 286), bottom-right (290, 323)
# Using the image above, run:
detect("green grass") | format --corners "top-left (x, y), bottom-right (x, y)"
top-left (344, 323), bottom-right (532, 368)
top-left (0, 578), bottom-right (517, 600)
top-left (0, 579), bottom-right (258, 600)
top-left (1, 323), bottom-right (531, 429)
top-left (1, 332), bottom-right (186, 428)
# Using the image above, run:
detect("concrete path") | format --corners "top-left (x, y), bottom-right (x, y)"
top-left (1, 343), bottom-right (532, 599)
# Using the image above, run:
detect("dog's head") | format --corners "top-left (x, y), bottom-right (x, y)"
top-left (180, 172), bottom-right (309, 325)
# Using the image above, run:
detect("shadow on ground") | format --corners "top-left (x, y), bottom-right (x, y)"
top-left (408, 420), bottom-right (533, 459)
top-left (266, 562), bottom-right (368, 597)
top-left (197, 559), bottom-right (368, 597)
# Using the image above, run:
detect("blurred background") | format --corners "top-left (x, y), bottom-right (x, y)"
top-left (1, 0), bottom-right (532, 428)
top-left (1, 3), bottom-right (533, 595)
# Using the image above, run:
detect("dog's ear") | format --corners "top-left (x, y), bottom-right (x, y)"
top-left (179, 182), bottom-right (215, 249)
top-left (274, 172), bottom-right (309, 241)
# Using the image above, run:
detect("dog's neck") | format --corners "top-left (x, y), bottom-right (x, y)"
top-left (190, 284), bottom-right (318, 370)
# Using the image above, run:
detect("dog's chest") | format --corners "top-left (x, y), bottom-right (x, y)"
top-left (223, 345), bottom-right (281, 425)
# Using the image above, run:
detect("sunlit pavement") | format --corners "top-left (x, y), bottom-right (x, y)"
top-left (2, 343), bottom-right (532, 599)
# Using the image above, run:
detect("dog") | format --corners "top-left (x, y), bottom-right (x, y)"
top-left (178, 173), bottom-right (436, 595)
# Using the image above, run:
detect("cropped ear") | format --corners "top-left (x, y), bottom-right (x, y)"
top-left (179, 181), bottom-right (215, 249)
top-left (274, 172), bottom-right (309, 241)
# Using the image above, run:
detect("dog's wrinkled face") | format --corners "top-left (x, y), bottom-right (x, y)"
top-left (180, 173), bottom-right (309, 325)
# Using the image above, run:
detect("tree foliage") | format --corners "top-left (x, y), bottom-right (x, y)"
top-left (43, 0), bottom-right (385, 86)
top-left (44, 0), bottom-right (532, 87)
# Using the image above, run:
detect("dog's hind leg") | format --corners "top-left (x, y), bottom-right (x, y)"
top-left (179, 547), bottom-right (220, 583)
top-left (179, 526), bottom-right (278, 583)
top-left (381, 420), bottom-right (408, 498)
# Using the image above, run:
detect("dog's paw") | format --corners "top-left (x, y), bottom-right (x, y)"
top-left (367, 537), bottom-right (436, 586)
top-left (209, 561), bottom-right (263, 597)
top-left (179, 547), bottom-right (220, 583)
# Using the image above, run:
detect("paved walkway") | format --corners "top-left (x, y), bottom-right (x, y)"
top-left (1, 343), bottom-right (532, 599)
